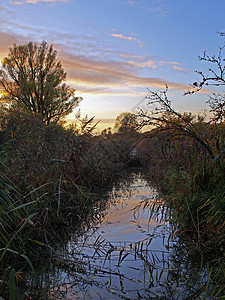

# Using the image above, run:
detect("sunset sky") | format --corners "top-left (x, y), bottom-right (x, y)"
top-left (1, 0), bottom-right (225, 131)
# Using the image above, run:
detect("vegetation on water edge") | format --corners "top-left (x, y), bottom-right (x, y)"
top-left (138, 101), bottom-right (225, 296)
top-left (135, 77), bottom-right (225, 296)
top-left (0, 38), bottom-right (224, 298)
top-left (132, 39), bottom-right (225, 296)
top-left (0, 105), bottom-right (224, 298)
top-left (0, 109), bottom-right (139, 298)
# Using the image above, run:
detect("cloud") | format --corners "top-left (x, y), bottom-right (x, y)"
top-left (0, 31), bottom-right (207, 98)
top-left (111, 33), bottom-right (145, 48)
top-left (126, 0), bottom-right (169, 17)
top-left (148, 3), bottom-right (168, 17)
top-left (59, 50), bottom-right (196, 95)
top-left (10, 0), bottom-right (69, 4)
top-left (126, 0), bottom-right (137, 6)
top-left (120, 54), bottom-right (185, 72)
top-left (171, 65), bottom-right (185, 72)
top-left (159, 61), bottom-right (185, 72)
top-left (0, 32), bottom-right (27, 58)
top-left (127, 60), bottom-right (157, 69)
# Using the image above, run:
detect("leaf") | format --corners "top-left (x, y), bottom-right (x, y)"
top-left (57, 174), bottom-right (62, 217)
top-left (8, 268), bottom-right (16, 300)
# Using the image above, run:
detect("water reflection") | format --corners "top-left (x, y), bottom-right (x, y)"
top-left (27, 171), bottom-right (211, 299)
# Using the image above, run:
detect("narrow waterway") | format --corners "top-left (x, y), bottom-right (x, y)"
top-left (42, 171), bottom-right (208, 299)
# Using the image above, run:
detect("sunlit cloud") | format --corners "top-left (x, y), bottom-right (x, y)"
top-left (171, 65), bottom-right (185, 72)
top-left (121, 54), bottom-right (185, 72)
top-left (111, 33), bottom-right (145, 47)
top-left (0, 31), bottom-right (208, 98)
top-left (126, 59), bottom-right (157, 69)
top-left (126, 1), bottom-right (135, 5)
top-left (59, 51), bottom-right (199, 95)
top-left (160, 61), bottom-right (185, 72)
top-left (10, 0), bottom-right (69, 4)
top-left (0, 32), bottom-right (27, 59)
top-left (120, 53), bottom-right (146, 60)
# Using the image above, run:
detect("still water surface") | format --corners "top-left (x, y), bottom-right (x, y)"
top-left (46, 172), bottom-right (207, 299)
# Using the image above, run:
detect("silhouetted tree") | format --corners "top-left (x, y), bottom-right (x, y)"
top-left (207, 93), bottom-right (225, 124)
top-left (187, 34), bottom-right (225, 123)
top-left (138, 87), bottom-right (215, 158)
top-left (0, 41), bottom-right (81, 124)
top-left (114, 112), bottom-right (140, 133)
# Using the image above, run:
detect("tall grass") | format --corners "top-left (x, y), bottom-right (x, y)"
top-left (0, 109), bottom-right (134, 298)
top-left (139, 123), bottom-right (225, 295)
top-left (136, 89), bottom-right (225, 294)
top-left (0, 165), bottom-right (37, 299)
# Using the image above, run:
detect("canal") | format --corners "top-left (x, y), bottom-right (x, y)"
top-left (29, 171), bottom-right (209, 299)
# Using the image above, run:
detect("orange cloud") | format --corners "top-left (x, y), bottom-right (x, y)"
top-left (171, 65), bottom-right (185, 72)
top-left (126, 60), bottom-right (157, 69)
top-left (53, 47), bottom-right (210, 95)
top-left (159, 61), bottom-right (185, 70)
top-left (111, 33), bottom-right (145, 47)
top-left (0, 32), bottom-right (27, 59)
top-left (0, 31), bottom-right (208, 97)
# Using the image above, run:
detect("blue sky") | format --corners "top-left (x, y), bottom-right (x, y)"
top-left (1, 0), bottom-right (225, 131)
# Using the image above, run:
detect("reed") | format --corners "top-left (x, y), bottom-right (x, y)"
top-left (0, 110), bottom-right (130, 298)
top-left (139, 123), bottom-right (225, 295)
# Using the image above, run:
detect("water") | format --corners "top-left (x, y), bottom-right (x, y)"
top-left (34, 172), bottom-right (209, 299)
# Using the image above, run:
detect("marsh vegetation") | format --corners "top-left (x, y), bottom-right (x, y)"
top-left (0, 40), bottom-right (224, 299)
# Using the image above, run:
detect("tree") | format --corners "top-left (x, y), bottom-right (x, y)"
top-left (138, 87), bottom-right (215, 158)
top-left (207, 93), bottom-right (225, 124)
top-left (114, 112), bottom-right (140, 133)
top-left (0, 41), bottom-right (81, 124)
top-left (186, 36), bottom-right (225, 124)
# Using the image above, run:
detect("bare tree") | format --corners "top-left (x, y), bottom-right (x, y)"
top-left (138, 87), bottom-right (215, 158)
top-left (186, 36), bottom-right (225, 123)
top-left (207, 93), bottom-right (225, 124)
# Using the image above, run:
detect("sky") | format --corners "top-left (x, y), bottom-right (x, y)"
top-left (1, 0), bottom-right (225, 132)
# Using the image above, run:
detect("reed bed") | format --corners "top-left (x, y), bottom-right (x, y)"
top-left (139, 120), bottom-right (225, 296)
top-left (0, 110), bottom-right (133, 299)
